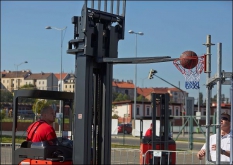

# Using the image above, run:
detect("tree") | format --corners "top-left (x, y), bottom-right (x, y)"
top-left (32, 99), bottom-right (50, 115)
top-left (211, 94), bottom-right (217, 103)
top-left (19, 84), bottom-right (37, 90)
top-left (123, 94), bottom-right (130, 101)
top-left (114, 93), bottom-right (124, 102)
top-left (0, 90), bottom-right (13, 102)
top-left (112, 114), bottom-right (119, 119)
top-left (136, 95), bottom-right (149, 102)
top-left (0, 110), bottom-right (6, 120)
top-left (112, 92), bottom-right (119, 101)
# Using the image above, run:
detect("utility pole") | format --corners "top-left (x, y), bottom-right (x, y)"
top-left (203, 35), bottom-right (215, 163)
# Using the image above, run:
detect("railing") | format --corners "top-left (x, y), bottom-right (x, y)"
top-left (142, 149), bottom-right (203, 165)
top-left (1, 143), bottom-right (205, 164)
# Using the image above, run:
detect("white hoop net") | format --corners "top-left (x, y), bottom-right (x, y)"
top-left (173, 56), bottom-right (205, 89)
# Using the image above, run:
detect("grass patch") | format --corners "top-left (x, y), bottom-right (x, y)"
top-left (1, 135), bottom-right (25, 143)
top-left (111, 143), bottom-right (140, 149)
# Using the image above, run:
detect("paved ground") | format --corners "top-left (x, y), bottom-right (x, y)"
top-left (1, 131), bottom-right (207, 164)
top-left (1, 145), bottom-right (204, 164)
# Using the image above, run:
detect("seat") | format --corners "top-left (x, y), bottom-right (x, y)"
top-left (20, 141), bottom-right (32, 148)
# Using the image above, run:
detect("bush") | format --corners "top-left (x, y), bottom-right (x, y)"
top-left (0, 110), bottom-right (6, 120)
top-left (112, 114), bottom-right (119, 119)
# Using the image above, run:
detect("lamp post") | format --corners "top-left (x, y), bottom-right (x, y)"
top-left (15, 61), bottom-right (28, 90)
top-left (141, 77), bottom-right (147, 113)
top-left (46, 26), bottom-right (67, 136)
top-left (153, 70), bottom-right (186, 136)
top-left (128, 30), bottom-right (144, 125)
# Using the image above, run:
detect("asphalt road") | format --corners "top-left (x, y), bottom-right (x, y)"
top-left (111, 135), bottom-right (204, 151)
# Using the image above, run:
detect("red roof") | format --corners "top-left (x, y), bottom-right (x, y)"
top-left (112, 81), bottom-right (134, 88)
top-left (137, 87), bottom-right (175, 97)
top-left (54, 73), bottom-right (68, 80)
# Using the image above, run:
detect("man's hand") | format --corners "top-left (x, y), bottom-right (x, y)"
top-left (197, 149), bottom-right (206, 160)
top-left (211, 144), bottom-right (216, 151)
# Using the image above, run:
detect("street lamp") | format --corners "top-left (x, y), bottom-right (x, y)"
top-left (46, 25), bottom-right (67, 136)
top-left (15, 61), bottom-right (28, 89)
top-left (141, 77), bottom-right (148, 112)
top-left (128, 30), bottom-right (144, 124)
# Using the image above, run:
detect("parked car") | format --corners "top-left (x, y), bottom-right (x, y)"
top-left (118, 123), bottom-right (132, 134)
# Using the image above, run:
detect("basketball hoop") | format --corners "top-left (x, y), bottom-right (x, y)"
top-left (173, 55), bottom-right (205, 89)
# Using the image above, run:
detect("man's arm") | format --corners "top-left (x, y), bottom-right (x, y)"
top-left (221, 149), bottom-right (230, 157)
top-left (197, 149), bottom-right (206, 160)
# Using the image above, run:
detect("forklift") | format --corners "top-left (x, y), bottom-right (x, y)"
top-left (12, 89), bottom-right (74, 165)
top-left (12, 0), bottom-right (177, 164)
top-left (140, 93), bottom-right (176, 165)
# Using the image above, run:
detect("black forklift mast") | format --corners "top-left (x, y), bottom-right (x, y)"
top-left (12, 89), bottom-right (74, 164)
top-left (66, 1), bottom-right (176, 164)
top-left (151, 93), bottom-right (170, 150)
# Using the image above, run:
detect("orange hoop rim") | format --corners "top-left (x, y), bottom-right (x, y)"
top-left (173, 55), bottom-right (205, 75)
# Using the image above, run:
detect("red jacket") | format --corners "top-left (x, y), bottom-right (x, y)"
top-left (26, 120), bottom-right (57, 142)
top-left (145, 128), bottom-right (152, 137)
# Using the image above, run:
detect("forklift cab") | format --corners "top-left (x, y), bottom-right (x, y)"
top-left (12, 90), bottom-right (74, 165)
top-left (140, 93), bottom-right (176, 165)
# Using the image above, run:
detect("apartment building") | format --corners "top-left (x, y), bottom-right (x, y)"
top-left (1, 70), bottom-right (57, 91)
top-left (112, 100), bottom-right (231, 127)
top-left (137, 87), bottom-right (188, 104)
top-left (1, 70), bottom-right (189, 105)
top-left (1, 70), bottom-right (31, 92)
top-left (63, 74), bottom-right (75, 92)
top-left (54, 73), bottom-right (69, 92)
top-left (25, 72), bottom-right (57, 91)
top-left (112, 79), bottom-right (135, 100)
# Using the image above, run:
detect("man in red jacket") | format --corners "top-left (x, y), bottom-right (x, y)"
top-left (145, 123), bottom-right (153, 137)
top-left (26, 106), bottom-right (57, 142)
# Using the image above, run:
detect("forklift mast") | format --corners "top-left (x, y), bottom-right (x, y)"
top-left (66, 1), bottom-right (126, 164)
top-left (66, 0), bottom-right (176, 164)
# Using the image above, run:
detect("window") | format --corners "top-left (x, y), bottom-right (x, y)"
top-left (39, 81), bottom-right (41, 85)
top-left (65, 85), bottom-right (67, 88)
top-left (125, 90), bottom-right (128, 95)
top-left (42, 81), bottom-right (44, 84)
top-left (169, 109), bottom-right (172, 116)
top-left (176, 108), bottom-right (179, 116)
top-left (70, 85), bottom-right (71, 88)
top-left (147, 107), bottom-right (149, 115)
top-left (73, 85), bottom-right (74, 88)
top-left (26, 82), bottom-right (28, 85)
top-left (3, 80), bottom-right (5, 83)
top-left (136, 107), bottom-right (139, 115)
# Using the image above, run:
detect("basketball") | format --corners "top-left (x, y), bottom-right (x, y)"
top-left (180, 51), bottom-right (198, 69)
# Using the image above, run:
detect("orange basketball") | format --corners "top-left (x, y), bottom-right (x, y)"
top-left (180, 51), bottom-right (198, 69)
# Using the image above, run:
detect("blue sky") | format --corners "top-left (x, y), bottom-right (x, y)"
top-left (1, 1), bottom-right (232, 100)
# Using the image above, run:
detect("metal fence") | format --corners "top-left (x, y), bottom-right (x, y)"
top-left (1, 143), bottom-right (205, 164)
